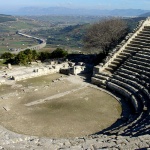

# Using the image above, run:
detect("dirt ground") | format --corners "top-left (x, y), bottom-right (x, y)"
top-left (0, 74), bottom-right (121, 138)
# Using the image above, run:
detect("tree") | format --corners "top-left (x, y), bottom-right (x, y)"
top-left (38, 51), bottom-right (51, 61)
top-left (83, 18), bottom-right (128, 54)
top-left (1, 52), bottom-right (14, 60)
top-left (51, 48), bottom-right (68, 58)
top-left (14, 49), bottom-right (38, 65)
top-left (32, 50), bottom-right (38, 61)
top-left (15, 51), bottom-right (28, 65)
top-left (24, 49), bottom-right (33, 63)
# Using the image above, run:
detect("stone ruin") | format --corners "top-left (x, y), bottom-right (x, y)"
top-left (92, 17), bottom-right (150, 138)
top-left (0, 60), bottom-right (92, 83)
top-left (1, 18), bottom-right (150, 149)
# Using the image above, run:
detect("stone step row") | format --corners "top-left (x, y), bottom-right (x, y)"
top-left (113, 74), bottom-right (150, 105)
top-left (130, 40), bottom-right (150, 47)
top-left (106, 81), bottom-right (139, 112)
top-left (127, 43), bottom-right (150, 49)
top-left (135, 35), bottom-right (150, 41)
top-left (133, 37), bottom-right (150, 43)
top-left (117, 68), bottom-right (150, 90)
top-left (133, 55), bottom-right (150, 64)
top-left (91, 77), bottom-right (106, 88)
top-left (138, 31), bottom-right (150, 37)
top-left (122, 64), bottom-right (150, 78)
top-left (136, 52), bottom-right (150, 59)
top-left (125, 61), bottom-right (150, 73)
top-left (129, 57), bottom-right (150, 68)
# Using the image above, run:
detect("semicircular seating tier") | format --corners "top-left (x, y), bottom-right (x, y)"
top-left (92, 17), bottom-right (150, 137)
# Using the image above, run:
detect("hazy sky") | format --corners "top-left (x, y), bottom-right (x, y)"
top-left (0, 0), bottom-right (150, 10)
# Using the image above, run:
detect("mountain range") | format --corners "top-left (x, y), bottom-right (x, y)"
top-left (4, 7), bottom-right (150, 17)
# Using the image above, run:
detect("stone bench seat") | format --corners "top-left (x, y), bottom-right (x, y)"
top-left (135, 35), bottom-right (150, 41)
top-left (113, 57), bottom-right (122, 62)
top-left (128, 59), bottom-right (150, 68)
top-left (130, 41), bottom-right (150, 47)
top-left (113, 75), bottom-right (150, 106)
top-left (140, 30), bottom-right (150, 34)
top-left (110, 78), bottom-right (139, 95)
top-left (125, 61), bottom-right (150, 73)
top-left (115, 71), bottom-right (136, 81)
top-left (144, 26), bottom-right (150, 30)
top-left (106, 114), bottom-right (140, 135)
top-left (119, 68), bottom-right (150, 87)
top-left (125, 46), bottom-right (140, 51)
top-left (139, 74), bottom-right (150, 83)
top-left (119, 66), bottom-right (150, 87)
top-left (133, 118), bottom-right (150, 136)
top-left (108, 63), bottom-right (118, 70)
top-left (127, 43), bottom-right (150, 49)
top-left (123, 113), bottom-right (147, 135)
top-left (136, 53), bottom-right (150, 59)
top-left (113, 75), bottom-right (149, 97)
top-left (137, 50), bottom-right (150, 56)
top-left (107, 81), bottom-right (139, 112)
top-left (97, 72), bottom-right (112, 77)
top-left (107, 81), bottom-right (134, 99)
top-left (123, 65), bottom-right (150, 77)
top-left (111, 60), bottom-right (121, 65)
top-left (133, 37), bottom-right (150, 43)
top-left (116, 71), bottom-right (150, 90)
top-left (138, 32), bottom-right (150, 37)
top-left (140, 49), bottom-right (150, 54)
top-left (104, 66), bottom-right (114, 72)
top-left (134, 127), bottom-right (150, 136)
top-left (94, 74), bottom-right (109, 80)
top-left (119, 52), bottom-right (131, 56)
top-left (116, 54), bottom-right (128, 60)
top-left (139, 30), bottom-right (150, 35)
top-left (132, 55), bottom-right (150, 63)
top-left (123, 49), bottom-right (137, 54)
top-left (119, 67), bottom-right (139, 76)
top-left (124, 60), bottom-right (150, 72)
top-left (91, 77), bottom-right (106, 87)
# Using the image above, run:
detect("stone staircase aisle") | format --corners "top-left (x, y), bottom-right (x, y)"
top-left (92, 17), bottom-right (150, 137)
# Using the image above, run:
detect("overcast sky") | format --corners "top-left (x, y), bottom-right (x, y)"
top-left (0, 0), bottom-right (150, 10)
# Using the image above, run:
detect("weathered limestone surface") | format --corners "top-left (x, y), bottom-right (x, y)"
top-left (0, 61), bottom-right (91, 84)
top-left (0, 125), bottom-right (150, 149)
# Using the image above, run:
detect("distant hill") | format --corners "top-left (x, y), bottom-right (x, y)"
top-left (139, 12), bottom-right (150, 17)
top-left (29, 24), bottom-right (87, 48)
top-left (0, 14), bottom-right (16, 23)
top-left (108, 9), bottom-right (149, 17)
top-left (10, 7), bottom-right (150, 17)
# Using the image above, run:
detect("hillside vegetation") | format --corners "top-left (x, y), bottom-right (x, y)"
top-left (0, 14), bottom-right (16, 23)
top-left (29, 24), bottom-right (88, 48)
top-left (0, 15), bottom-right (145, 56)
